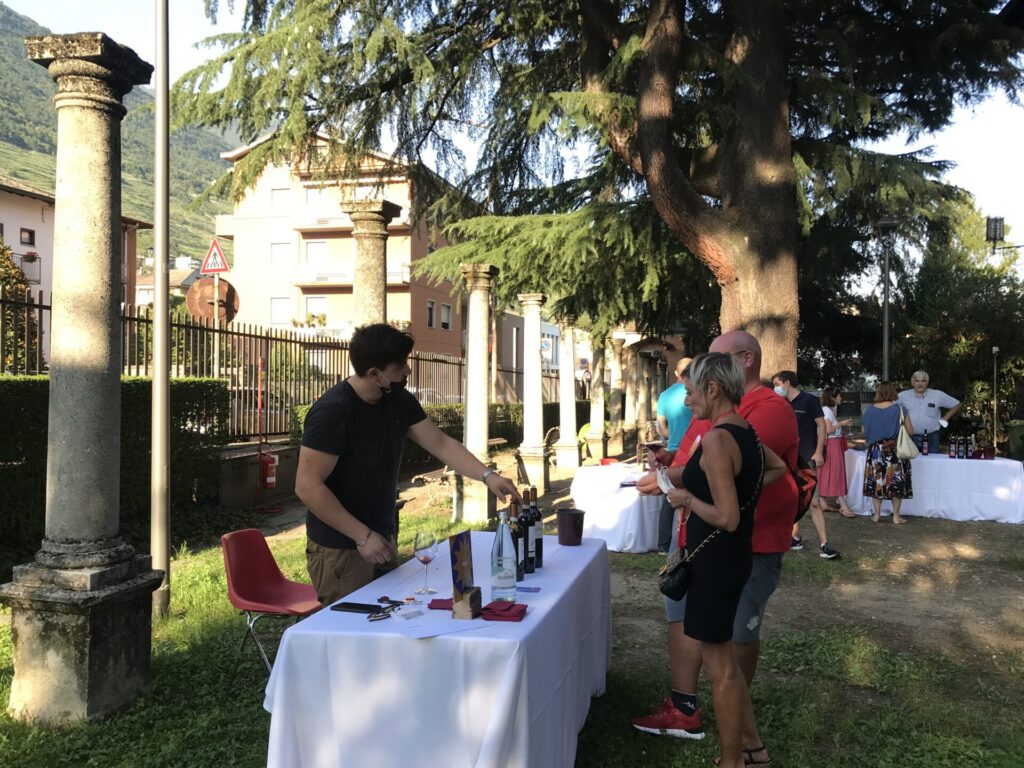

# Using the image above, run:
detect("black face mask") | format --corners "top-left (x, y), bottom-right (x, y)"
top-left (377, 375), bottom-right (408, 395)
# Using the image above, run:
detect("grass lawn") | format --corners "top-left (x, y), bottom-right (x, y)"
top-left (2, 506), bottom-right (1023, 767)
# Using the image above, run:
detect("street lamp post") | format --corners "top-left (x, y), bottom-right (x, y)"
top-left (993, 345), bottom-right (1000, 453)
top-left (874, 216), bottom-right (899, 381)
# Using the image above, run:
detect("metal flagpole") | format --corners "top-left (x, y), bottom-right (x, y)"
top-left (151, 0), bottom-right (171, 616)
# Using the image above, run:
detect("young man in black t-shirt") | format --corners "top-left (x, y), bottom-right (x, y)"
top-left (296, 324), bottom-right (520, 605)
top-left (773, 371), bottom-right (841, 560)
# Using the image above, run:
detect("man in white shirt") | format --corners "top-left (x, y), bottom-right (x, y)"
top-left (898, 370), bottom-right (961, 454)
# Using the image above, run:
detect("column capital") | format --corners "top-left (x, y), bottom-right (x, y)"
top-left (342, 199), bottom-right (402, 224)
top-left (517, 292), bottom-right (545, 308)
top-left (610, 337), bottom-right (625, 350)
top-left (28, 33), bottom-right (152, 117)
top-left (460, 263), bottom-right (499, 291)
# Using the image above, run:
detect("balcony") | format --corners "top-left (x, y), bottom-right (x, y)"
top-left (292, 266), bottom-right (411, 287)
top-left (15, 253), bottom-right (41, 284)
top-left (214, 214), bottom-right (236, 239)
top-left (291, 214), bottom-right (353, 233)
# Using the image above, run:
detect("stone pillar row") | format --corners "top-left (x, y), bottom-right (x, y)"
top-left (518, 293), bottom-right (548, 491)
top-left (554, 323), bottom-right (580, 470)
top-left (344, 199), bottom-right (402, 327)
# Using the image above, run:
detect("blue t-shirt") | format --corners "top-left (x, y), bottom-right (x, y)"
top-left (656, 381), bottom-right (692, 451)
top-left (862, 403), bottom-right (902, 446)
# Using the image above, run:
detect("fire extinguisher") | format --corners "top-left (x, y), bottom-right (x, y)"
top-left (259, 447), bottom-right (278, 489)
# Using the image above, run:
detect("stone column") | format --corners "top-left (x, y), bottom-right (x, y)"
top-left (554, 322), bottom-right (580, 470)
top-left (587, 343), bottom-right (607, 460)
top-left (623, 346), bottom-right (637, 442)
top-left (0, 33), bottom-right (161, 724)
top-left (517, 293), bottom-right (549, 490)
top-left (656, 354), bottom-right (669, 394)
top-left (455, 264), bottom-right (498, 523)
top-left (636, 352), bottom-right (650, 439)
top-left (606, 338), bottom-right (625, 455)
top-left (343, 199), bottom-right (402, 327)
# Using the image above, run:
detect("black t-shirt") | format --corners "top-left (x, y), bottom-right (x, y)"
top-left (788, 390), bottom-right (824, 461)
top-left (301, 380), bottom-right (427, 548)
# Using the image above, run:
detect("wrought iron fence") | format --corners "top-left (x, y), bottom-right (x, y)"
top-left (2, 288), bottom-right (560, 441)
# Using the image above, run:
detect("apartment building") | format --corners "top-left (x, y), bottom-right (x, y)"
top-left (212, 139), bottom-right (465, 356)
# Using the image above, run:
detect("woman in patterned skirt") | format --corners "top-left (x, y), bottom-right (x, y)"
top-left (861, 381), bottom-right (914, 524)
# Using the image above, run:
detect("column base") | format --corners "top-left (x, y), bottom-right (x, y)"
top-left (553, 439), bottom-right (581, 470)
top-left (451, 469), bottom-right (496, 524)
top-left (0, 555), bottom-right (163, 724)
top-left (517, 445), bottom-right (550, 492)
top-left (606, 426), bottom-right (624, 457)
top-left (586, 433), bottom-right (608, 461)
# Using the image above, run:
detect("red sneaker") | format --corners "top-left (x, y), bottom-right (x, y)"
top-left (630, 697), bottom-right (705, 739)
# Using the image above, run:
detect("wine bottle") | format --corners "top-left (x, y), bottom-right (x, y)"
top-left (530, 486), bottom-right (544, 568)
top-left (922, 429), bottom-right (929, 456)
top-left (957, 435), bottom-right (966, 459)
top-left (948, 436), bottom-right (957, 459)
top-left (490, 508), bottom-right (517, 602)
top-left (508, 500), bottom-right (525, 582)
top-left (521, 485), bottom-right (536, 573)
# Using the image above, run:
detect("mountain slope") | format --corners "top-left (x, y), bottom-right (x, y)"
top-left (0, 2), bottom-right (234, 262)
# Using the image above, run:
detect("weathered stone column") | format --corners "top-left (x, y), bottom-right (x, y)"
top-left (454, 264), bottom-right (498, 523)
top-left (623, 345), bottom-right (638, 442)
top-left (636, 352), bottom-right (650, 439)
top-left (518, 293), bottom-right (549, 490)
top-left (343, 199), bottom-right (402, 327)
top-left (0, 33), bottom-right (161, 724)
top-left (606, 338), bottom-right (625, 455)
top-left (657, 354), bottom-right (669, 395)
top-left (587, 343), bottom-right (607, 460)
top-left (555, 322), bottom-right (580, 470)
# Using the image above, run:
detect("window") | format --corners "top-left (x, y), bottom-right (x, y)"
top-left (426, 299), bottom-right (436, 328)
top-left (440, 303), bottom-right (452, 331)
top-left (270, 297), bottom-right (292, 327)
top-left (270, 187), bottom-right (291, 214)
top-left (305, 295), bottom-right (327, 321)
top-left (305, 240), bottom-right (328, 272)
top-left (20, 228), bottom-right (35, 246)
top-left (270, 242), bottom-right (293, 273)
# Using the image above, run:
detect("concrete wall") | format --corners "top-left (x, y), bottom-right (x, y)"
top-left (220, 445), bottom-right (299, 509)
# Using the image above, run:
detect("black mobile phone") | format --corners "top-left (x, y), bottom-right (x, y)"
top-left (330, 602), bottom-right (382, 614)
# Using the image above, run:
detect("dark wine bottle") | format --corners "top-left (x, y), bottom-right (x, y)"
top-left (508, 501), bottom-right (525, 581)
top-left (521, 486), bottom-right (536, 573)
top-left (530, 486), bottom-right (543, 568)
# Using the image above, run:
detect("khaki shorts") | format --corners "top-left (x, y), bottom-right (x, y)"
top-left (306, 538), bottom-right (399, 606)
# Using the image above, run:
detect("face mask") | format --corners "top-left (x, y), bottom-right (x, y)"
top-left (377, 373), bottom-right (408, 395)
top-left (774, 385), bottom-right (787, 397)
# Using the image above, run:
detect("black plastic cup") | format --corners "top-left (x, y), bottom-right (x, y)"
top-left (557, 508), bottom-right (585, 546)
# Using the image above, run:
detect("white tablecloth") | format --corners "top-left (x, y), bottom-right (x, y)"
top-left (264, 531), bottom-right (611, 768)
top-left (570, 463), bottom-right (662, 552)
top-left (844, 450), bottom-right (1024, 523)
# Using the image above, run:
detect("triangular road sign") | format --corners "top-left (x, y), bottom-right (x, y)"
top-left (200, 238), bottom-right (229, 274)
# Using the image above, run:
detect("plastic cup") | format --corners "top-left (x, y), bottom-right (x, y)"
top-left (557, 508), bottom-right (585, 546)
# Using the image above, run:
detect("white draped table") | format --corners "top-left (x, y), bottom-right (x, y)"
top-left (569, 463), bottom-right (662, 553)
top-left (264, 531), bottom-right (611, 768)
top-left (844, 450), bottom-right (1024, 523)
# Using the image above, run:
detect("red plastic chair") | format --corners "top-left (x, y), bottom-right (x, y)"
top-left (221, 528), bottom-right (321, 674)
top-left (599, 458), bottom-right (620, 465)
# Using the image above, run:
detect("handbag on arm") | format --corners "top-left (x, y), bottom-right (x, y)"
top-left (658, 435), bottom-right (765, 601)
top-left (895, 406), bottom-right (919, 460)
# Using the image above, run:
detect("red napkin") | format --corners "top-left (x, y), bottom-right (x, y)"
top-left (427, 598), bottom-right (527, 622)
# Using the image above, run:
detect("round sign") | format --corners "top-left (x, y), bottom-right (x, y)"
top-left (185, 276), bottom-right (240, 323)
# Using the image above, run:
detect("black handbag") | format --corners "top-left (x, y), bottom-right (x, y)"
top-left (658, 529), bottom-right (720, 600)
top-left (658, 434), bottom-right (765, 601)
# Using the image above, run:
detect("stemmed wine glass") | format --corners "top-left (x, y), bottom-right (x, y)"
top-left (413, 531), bottom-right (438, 595)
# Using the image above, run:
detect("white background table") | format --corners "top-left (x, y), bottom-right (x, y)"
top-left (570, 463), bottom-right (662, 552)
top-left (264, 531), bottom-right (611, 768)
top-left (844, 450), bottom-right (1024, 523)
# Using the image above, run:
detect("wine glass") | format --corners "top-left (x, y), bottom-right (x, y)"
top-left (413, 531), bottom-right (438, 595)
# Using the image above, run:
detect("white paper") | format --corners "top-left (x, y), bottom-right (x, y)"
top-left (392, 615), bottom-right (491, 639)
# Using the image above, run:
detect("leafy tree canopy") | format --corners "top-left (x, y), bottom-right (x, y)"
top-left (177, 0), bottom-right (1024, 364)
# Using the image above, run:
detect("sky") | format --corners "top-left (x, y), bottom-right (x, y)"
top-left (6, 0), bottom-right (1024, 248)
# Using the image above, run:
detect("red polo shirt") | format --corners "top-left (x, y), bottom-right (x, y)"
top-left (738, 385), bottom-right (799, 554)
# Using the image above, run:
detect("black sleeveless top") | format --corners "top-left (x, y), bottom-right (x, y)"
top-left (682, 422), bottom-right (764, 551)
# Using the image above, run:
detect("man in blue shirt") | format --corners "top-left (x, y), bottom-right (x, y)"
top-left (898, 370), bottom-right (960, 454)
top-left (654, 357), bottom-right (692, 552)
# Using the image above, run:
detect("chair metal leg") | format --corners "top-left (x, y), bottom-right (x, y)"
top-left (245, 611), bottom-right (274, 675)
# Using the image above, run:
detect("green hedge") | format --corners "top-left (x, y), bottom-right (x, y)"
top-left (0, 376), bottom-right (229, 580)
top-left (290, 399), bottom-right (595, 464)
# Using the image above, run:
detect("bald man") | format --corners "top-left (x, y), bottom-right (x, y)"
top-left (632, 332), bottom-right (795, 765)
top-left (655, 356), bottom-right (694, 552)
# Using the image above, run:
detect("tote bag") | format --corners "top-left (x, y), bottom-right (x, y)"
top-left (895, 406), bottom-right (919, 460)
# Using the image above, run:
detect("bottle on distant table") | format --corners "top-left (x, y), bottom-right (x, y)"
top-left (967, 433), bottom-right (976, 459)
top-left (948, 436), bottom-right (957, 459)
top-left (521, 485), bottom-right (536, 573)
top-left (530, 486), bottom-right (544, 568)
top-left (922, 429), bottom-right (929, 456)
top-left (957, 435), bottom-right (966, 459)
top-left (490, 508), bottom-right (517, 603)
top-left (508, 500), bottom-right (525, 582)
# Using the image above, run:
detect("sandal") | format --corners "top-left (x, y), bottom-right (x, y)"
top-left (870, 515), bottom-right (880, 523)
top-left (712, 746), bottom-right (771, 767)
top-left (840, 508), bottom-right (856, 518)
top-left (893, 517), bottom-right (908, 525)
